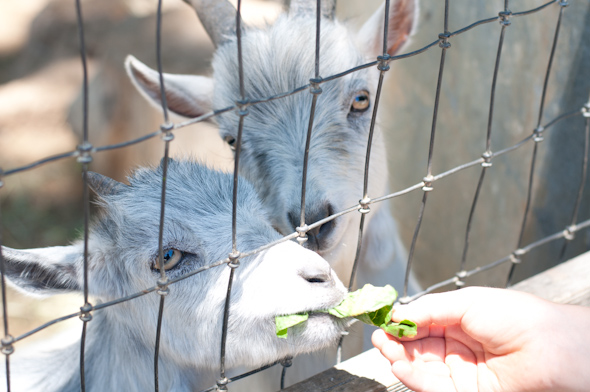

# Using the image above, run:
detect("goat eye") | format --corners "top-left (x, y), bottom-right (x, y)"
top-left (153, 248), bottom-right (184, 271)
top-left (350, 91), bottom-right (370, 112)
top-left (224, 135), bottom-right (237, 151)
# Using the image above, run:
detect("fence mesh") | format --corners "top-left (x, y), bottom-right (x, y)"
top-left (1, 0), bottom-right (589, 391)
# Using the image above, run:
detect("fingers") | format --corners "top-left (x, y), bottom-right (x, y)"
top-left (392, 358), bottom-right (457, 392)
top-left (373, 329), bottom-right (478, 392)
top-left (372, 329), bottom-right (447, 363)
top-left (372, 327), bottom-right (394, 350)
top-left (392, 287), bottom-right (502, 327)
top-left (445, 337), bottom-right (478, 392)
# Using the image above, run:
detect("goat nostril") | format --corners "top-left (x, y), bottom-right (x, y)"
top-left (302, 273), bottom-right (330, 284)
top-left (288, 202), bottom-right (336, 249)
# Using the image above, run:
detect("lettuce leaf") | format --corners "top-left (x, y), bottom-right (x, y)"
top-left (275, 313), bottom-right (308, 339)
top-left (275, 284), bottom-right (417, 339)
top-left (325, 284), bottom-right (397, 318)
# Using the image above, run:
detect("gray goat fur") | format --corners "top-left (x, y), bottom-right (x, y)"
top-left (126, 0), bottom-right (421, 293)
top-left (1, 159), bottom-right (350, 391)
top-left (125, 0), bottom-right (422, 387)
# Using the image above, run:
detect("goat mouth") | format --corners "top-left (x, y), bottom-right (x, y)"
top-left (307, 313), bottom-right (354, 330)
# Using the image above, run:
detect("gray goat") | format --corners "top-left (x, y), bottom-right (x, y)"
top-left (1, 160), bottom-right (349, 391)
top-left (125, 0), bottom-right (421, 294)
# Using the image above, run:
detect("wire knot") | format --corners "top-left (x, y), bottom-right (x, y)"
top-left (377, 54), bottom-right (391, 72)
top-left (309, 78), bottom-right (323, 95)
top-left (157, 277), bottom-right (170, 296)
top-left (228, 251), bottom-right (241, 269)
top-left (76, 142), bottom-right (93, 164)
top-left (533, 126), bottom-right (545, 142)
top-left (510, 249), bottom-right (525, 264)
top-left (161, 125), bottom-right (175, 142)
top-left (422, 174), bottom-right (434, 192)
top-left (358, 197), bottom-right (371, 214)
top-left (79, 302), bottom-right (93, 322)
top-left (296, 224), bottom-right (309, 245)
top-left (454, 270), bottom-right (467, 287)
top-left (236, 99), bottom-right (250, 117)
top-left (498, 10), bottom-right (512, 26)
top-left (160, 122), bottom-right (174, 133)
top-left (558, 0), bottom-right (569, 7)
top-left (563, 226), bottom-right (575, 241)
top-left (438, 32), bottom-right (451, 49)
top-left (280, 356), bottom-right (293, 368)
top-left (481, 150), bottom-right (493, 167)
top-left (216, 377), bottom-right (229, 391)
top-left (1, 335), bottom-right (15, 355)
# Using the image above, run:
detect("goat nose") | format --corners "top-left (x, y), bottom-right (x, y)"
top-left (287, 202), bottom-right (335, 252)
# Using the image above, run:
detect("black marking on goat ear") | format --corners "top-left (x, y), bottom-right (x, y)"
top-left (1, 248), bottom-right (81, 294)
top-left (87, 172), bottom-right (126, 196)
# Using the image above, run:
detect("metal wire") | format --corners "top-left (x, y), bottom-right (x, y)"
top-left (0, 1), bottom-right (588, 391)
top-left (459, 19), bottom-right (509, 281)
top-left (349, 0), bottom-right (391, 296)
top-left (559, 104), bottom-right (590, 260)
top-left (297, 0), bottom-right (323, 247)
top-left (402, 0), bottom-right (451, 299)
top-left (218, 1), bottom-right (247, 389)
top-left (74, 0), bottom-right (92, 389)
top-left (152, 0), bottom-right (175, 388)
top-left (0, 188), bottom-right (12, 392)
top-left (507, 0), bottom-right (567, 287)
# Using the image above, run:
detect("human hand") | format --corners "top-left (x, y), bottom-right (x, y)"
top-left (372, 287), bottom-right (590, 392)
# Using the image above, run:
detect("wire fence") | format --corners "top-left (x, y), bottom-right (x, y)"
top-left (1, 0), bottom-right (589, 391)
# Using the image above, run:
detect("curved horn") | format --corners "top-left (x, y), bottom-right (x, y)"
top-left (87, 172), bottom-right (126, 197)
top-left (289, 0), bottom-right (336, 20)
top-left (183, 0), bottom-right (237, 47)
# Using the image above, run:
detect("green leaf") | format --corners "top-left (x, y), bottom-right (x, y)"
top-left (325, 284), bottom-right (398, 318)
top-left (381, 319), bottom-right (417, 338)
top-left (273, 284), bottom-right (417, 339)
top-left (354, 304), bottom-right (393, 327)
top-left (275, 313), bottom-right (309, 339)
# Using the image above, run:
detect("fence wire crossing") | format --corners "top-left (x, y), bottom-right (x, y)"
top-left (0, 0), bottom-right (589, 391)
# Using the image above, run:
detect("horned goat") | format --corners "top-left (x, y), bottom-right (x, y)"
top-left (0, 160), bottom-right (349, 392)
top-left (124, 0), bottom-right (420, 387)
top-left (125, 0), bottom-right (421, 294)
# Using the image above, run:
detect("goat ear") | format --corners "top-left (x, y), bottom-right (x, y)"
top-left (125, 55), bottom-right (214, 119)
top-left (358, 0), bottom-right (418, 57)
top-left (88, 172), bottom-right (126, 197)
top-left (1, 246), bottom-right (82, 297)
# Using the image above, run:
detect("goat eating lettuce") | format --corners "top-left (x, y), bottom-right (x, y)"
top-left (276, 284), bottom-right (417, 339)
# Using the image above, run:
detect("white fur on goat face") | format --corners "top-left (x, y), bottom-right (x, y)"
top-left (211, 17), bottom-right (387, 267)
top-left (2, 161), bottom-right (348, 374)
top-left (124, 0), bottom-right (419, 286)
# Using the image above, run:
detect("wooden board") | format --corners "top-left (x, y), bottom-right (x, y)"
top-left (281, 348), bottom-right (410, 392)
top-left (511, 250), bottom-right (590, 307)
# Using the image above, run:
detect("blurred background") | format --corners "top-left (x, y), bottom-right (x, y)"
top-left (1, 0), bottom-right (589, 363)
